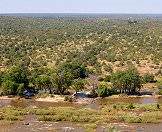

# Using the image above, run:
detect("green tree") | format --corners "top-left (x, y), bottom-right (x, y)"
top-left (3, 65), bottom-right (29, 87)
top-left (34, 75), bottom-right (52, 93)
top-left (2, 65), bottom-right (29, 95)
top-left (1, 80), bottom-right (18, 95)
top-left (0, 71), bottom-right (3, 86)
top-left (51, 61), bottom-right (88, 94)
top-left (52, 71), bottom-right (73, 94)
top-left (142, 73), bottom-right (155, 83)
top-left (72, 79), bottom-right (85, 94)
top-left (97, 82), bottom-right (115, 97)
top-left (111, 69), bottom-right (141, 94)
top-left (17, 83), bottom-right (25, 96)
top-left (58, 61), bottom-right (87, 79)
top-left (157, 77), bottom-right (162, 89)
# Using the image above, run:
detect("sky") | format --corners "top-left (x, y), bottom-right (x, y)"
top-left (0, 0), bottom-right (162, 14)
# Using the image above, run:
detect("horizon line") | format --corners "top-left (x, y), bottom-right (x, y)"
top-left (1, 12), bottom-right (162, 15)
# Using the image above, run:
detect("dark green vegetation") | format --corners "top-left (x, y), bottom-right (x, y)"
top-left (111, 69), bottom-right (141, 94)
top-left (0, 63), bottom-right (150, 96)
top-left (0, 62), bottom-right (87, 95)
top-left (1, 65), bottom-right (28, 95)
top-left (0, 15), bottom-right (162, 96)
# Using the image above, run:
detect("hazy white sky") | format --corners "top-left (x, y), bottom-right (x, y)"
top-left (0, 0), bottom-right (162, 14)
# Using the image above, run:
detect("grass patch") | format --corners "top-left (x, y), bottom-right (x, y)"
top-left (0, 103), bottom-right (162, 124)
top-left (0, 107), bottom-right (27, 121)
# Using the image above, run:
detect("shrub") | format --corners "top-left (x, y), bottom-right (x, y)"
top-left (98, 76), bottom-right (104, 81)
top-left (52, 61), bottom-right (88, 95)
top-left (97, 86), bottom-right (108, 97)
top-left (58, 61), bottom-right (88, 79)
top-left (142, 74), bottom-right (155, 83)
top-left (157, 104), bottom-right (160, 109)
top-left (1, 65), bottom-right (29, 95)
top-left (71, 79), bottom-right (85, 93)
top-left (97, 83), bottom-right (116, 97)
top-left (0, 71), bottom-right (3, 86)
top-left (17, 83), bottom-right (25, 96)
top-left (111, 68), bottom-right (141, 94)
top-left (104, 64), bottom-right (113, 73)
top-left (1, 80), bottom-right (18, 95)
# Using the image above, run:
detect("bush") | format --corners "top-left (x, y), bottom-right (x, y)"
top-left (97, 86), bottom-right (108, 97)
top-left (72, 79), bottom-right (85, 93)
top-left (58, 61), bottom-right (88, 79)
top-left (111, 68), bottom-right (141, 94)
top-left (97, 83), bottom-right (116, 97)
top-left (52, 61), bottom-right (88, 95)
top-left (1, 80), bottom-right (18, 95)
top-left (1, 65), bottom-right (29, 96)
top-left (142, 74), bottom-right (155, 83)
top-left (0, 71), bottom-right (3, 86)
top-left (17, 83), bottom-right (25, 96)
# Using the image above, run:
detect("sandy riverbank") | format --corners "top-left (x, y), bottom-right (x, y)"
top-left (35, 95), bottom-right (65, 102)
top-left (0, 96), bottom-right (19, 100)
top-left (0, 94), bottom-right (162, 105)
top-left (108, 94), bottom-right (162, 99)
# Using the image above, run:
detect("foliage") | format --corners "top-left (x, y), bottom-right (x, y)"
top-left (0, 15), bottom-right (162, 96)
top-left (0, 71), bottom-right (3, 86)
top-left (72, 79), bottom-right (85, 93)
top-left (0, 103), bottom-right (162, 125)
top-left (126, 103), bottom-right (135, 109)
top-left (3, 65), bottom-right (29, 86)
top-left (97, 82), bottom-right (116, 97)
top-left (111, 69), bottom-right (142, 94)
top-left (34, 75), bottom-right (52, 93)
top-left (52, 70), bottom-right (73, 94)
top-left (17, 83), bottom-right (25, 96)
top-left (157, 78), bottom-right (162, 95)
top-left (142, 73), bottom-right (155, 83)
top-left (51, 62), bottom-right (87, 94)
top-left (58, 61), bottom-right (87, 79)
top-left (1, 80), bottom-right (18, 95)
top-left (1, 65), bottom-right (29, 95)
top-left (0, 16), bottom-right (162, 76)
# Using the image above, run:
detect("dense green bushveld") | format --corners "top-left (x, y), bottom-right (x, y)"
top-left (71, 79), bottom-right (85, 93)
top-left (1, 65), bottom-right (29, 95)
top-left (111, 69), bottom-right (142, 94)
top-left (97, 82), bottom-right (116, 97)
top-left (0, 15), bottom-right (162, 96)
top-left (0, 61), bottom-right (88, 95)
top-left (0, 16), bottom-right (162, 75)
